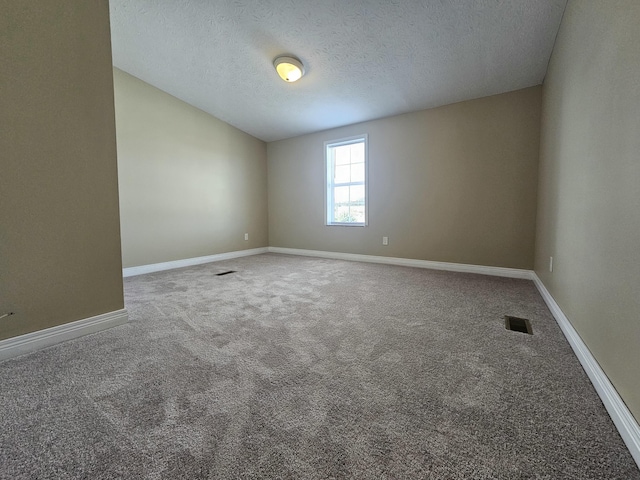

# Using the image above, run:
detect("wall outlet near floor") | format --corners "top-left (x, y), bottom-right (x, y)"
top-left (244, 233), bottom-right (249, 241)
top-left (382, 236), bottom-right (389, 246)
top-left (549, 256), bottom-right (553, 272)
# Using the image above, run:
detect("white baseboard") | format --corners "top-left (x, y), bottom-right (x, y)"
top-left (267, 247), bottom-right (532, 279)
top-left (532, 273), bottom-right (640, 468)
top-left (270, 246), bottom-right (640, 466)
top-left (0, 308), bottom-right (129, 362)
top-left (118, 245), bottom-right (640, 467)
top-left (123, 247), bottom-right (269, 277)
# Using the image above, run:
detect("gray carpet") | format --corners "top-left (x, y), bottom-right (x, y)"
top-left (1, 253), bottom-right (638, 479)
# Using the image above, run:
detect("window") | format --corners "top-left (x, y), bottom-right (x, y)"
top-left (325, 135), bottom-right (368, 226)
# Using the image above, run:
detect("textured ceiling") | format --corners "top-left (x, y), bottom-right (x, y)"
top-left (109, 0), bottom-right (567, 142)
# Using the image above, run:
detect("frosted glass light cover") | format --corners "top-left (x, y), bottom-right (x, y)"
top-left (274, 56), bottom-right (305, 82)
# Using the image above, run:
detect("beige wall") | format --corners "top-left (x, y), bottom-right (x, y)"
top-left (0, 1), bottom-right (124, 341)
top-left (113, 69), bottom-right (268, 268)
top-left (535, 1), bottom-right (640, 420)
top-left (268, 87), bottom-right (541, 269)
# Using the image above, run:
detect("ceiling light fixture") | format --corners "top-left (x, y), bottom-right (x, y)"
top-left (273, 55), bottom-right (305, 83)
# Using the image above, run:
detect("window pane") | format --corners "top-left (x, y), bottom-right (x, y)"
top-left (334, 165), bottom-right (350, 183)
top-left (350, 185), bottom-right (365, 204)
top-left (350, 163), bottom-right (364, 182)
top-left (334, 206), bottom-right (354, 223)
top-left (334, 145), bottom-right (351, 166)
top-left (326, 137), bottom-right (367, 225)
top-left (350, 143), bottom-right (364, 163)
top-left (350, 206), bottom-right (365, 223)
top-left (334, 186), bottom-right (349, 204)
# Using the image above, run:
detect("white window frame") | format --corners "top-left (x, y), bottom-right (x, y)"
top-left (324, 134), bottom-right (368, 227)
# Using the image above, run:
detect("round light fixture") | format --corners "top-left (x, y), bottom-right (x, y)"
top-left (273, 55), bottom-right (305, 83)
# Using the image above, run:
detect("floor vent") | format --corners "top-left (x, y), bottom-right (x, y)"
top-left (216, 270), bottom-right (236, 276)
top-left (505, 315), bottom-right (533, 334)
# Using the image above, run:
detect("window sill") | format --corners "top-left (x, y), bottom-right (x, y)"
top-left (326, 223), bottom-right (367, 227)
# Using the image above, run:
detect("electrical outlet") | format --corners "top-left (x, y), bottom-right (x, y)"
top-left (244, 233), bottom-right (249, 241)
top-left (549, 256), bottom-right (553, 272)
top-left (382, 236), bottom-right (389, 246)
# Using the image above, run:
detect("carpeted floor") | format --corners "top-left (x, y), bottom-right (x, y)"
top-left (1, 253), bottom-right (638, 479)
